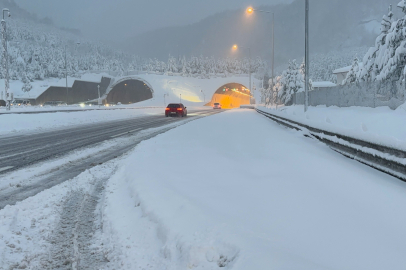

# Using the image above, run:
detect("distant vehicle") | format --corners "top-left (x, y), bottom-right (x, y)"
top-left (117, 102), bottom-right (122, 105)
top-left (43, 101), bottom-right (65, 106)
top-left (213, 103), bottom-right (222, 109)
top-left (165, 103), bottom-right (187, 117)
top-left (12, 99), bottom-right (31, 106)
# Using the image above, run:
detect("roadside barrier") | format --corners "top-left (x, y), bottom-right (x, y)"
top-left (256, 108), bottom-right (406, 182)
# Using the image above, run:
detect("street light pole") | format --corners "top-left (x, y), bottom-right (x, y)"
top-left (249, 47), bottom-right (251, 103)
top-left (305, 0), bottom-right (309, 112)
top-left (232, 44), bottom-right (252, 102)
top-left (164, 93), bottom-right (167, 106)
top-left (246, 7), bottom-right (275, 106)
top-left (2, 8), bottom-right (10, 110)
top-left (180, 94), bottom-right (182, 103)
top-left (272, 12), bottom-right (275, 106)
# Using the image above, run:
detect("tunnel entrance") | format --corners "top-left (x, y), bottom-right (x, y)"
top-left (207, 83), bottom-right (251, 109)
top-left (106, 79), bottom-right (153, 104)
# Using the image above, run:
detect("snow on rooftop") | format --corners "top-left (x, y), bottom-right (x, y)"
top-left (333, 66), bottom-right (352, 74)
top-left (333, 63), bottom-right (364, 74)
top-left (312, 81), bottom-right (337, 88)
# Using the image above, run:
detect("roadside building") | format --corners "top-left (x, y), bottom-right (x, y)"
top-left (312, 81), bottom-right (337, 91)
top-left (333, 66), bottom-right (352, 85)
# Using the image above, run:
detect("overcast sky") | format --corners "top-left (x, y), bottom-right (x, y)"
top-left (14, 0), bottom-right (291, 42)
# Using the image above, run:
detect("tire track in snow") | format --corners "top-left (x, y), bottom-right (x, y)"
top-left (45, 174), bottom-right (111, 269)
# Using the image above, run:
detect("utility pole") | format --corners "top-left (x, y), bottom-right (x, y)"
top-left (2, 9), bottom-right (10, 110)
top-left (65, 45), bottom-right (68, 105)
top-left (97, 85), bottom-right (101, 107)
top-left (272, 12), bottom-right (275, 106)
top-left (304, 0), bottom-right (309, 112)
top-left (180, 94), bottom-right (182, 103)
top-left (249, 47), bottom-right (251, 101)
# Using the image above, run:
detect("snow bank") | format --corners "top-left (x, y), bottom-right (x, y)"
top-left (101, 109), bottom-right (406, 269)
top-left (0, 162), bottom-right (114, 269)
top-left (258, 104), bottom-right (406, 151)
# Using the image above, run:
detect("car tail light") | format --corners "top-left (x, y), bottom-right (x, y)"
top-left (165, 108), bottom-right (170, 110)
top-left (177, 108), bottom-right (183, 111)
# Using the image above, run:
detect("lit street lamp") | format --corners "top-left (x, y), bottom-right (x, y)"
top-left (246, 6), bottom-right (275, 106)
top-left (232, 44), bottom-right (252, 102)
top-left (2, 8), bottom-right (11, 110)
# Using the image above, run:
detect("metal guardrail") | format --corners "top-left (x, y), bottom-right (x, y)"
top-left (240, 105), bottom-right (256, 109)
top-left (256, 108), bottom-right (406, 182)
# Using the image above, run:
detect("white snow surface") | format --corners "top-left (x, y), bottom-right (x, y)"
top-left (312, 81), bottom-right (337, 88)
top-left (0, 161), bottom-right (118, 269)
top-left (258, 104), bottom-right (406, 151)
top-left (0, 106), bottom-right (166, 135)
top-left (101, 109), bottom-right (406, 269)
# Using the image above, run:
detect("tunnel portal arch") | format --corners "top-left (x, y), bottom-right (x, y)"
top-left (207, 83), bottom-right (251, 109)
top-left (106, 77), bottom-right (154, 104)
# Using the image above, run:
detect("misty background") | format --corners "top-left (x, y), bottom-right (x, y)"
top-left (6, 0), bottom-right (404, 71)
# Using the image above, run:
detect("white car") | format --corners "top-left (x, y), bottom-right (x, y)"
top-left (213, 103), bottom-right (222, 109)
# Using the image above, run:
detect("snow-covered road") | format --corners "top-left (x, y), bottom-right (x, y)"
top-left (1, 108), bottom-right (405, 269)
top-left (102, 109), bottom-right (406, 269)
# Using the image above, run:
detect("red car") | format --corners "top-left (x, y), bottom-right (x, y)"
top-left (165, 103), bottom-right (187, 117)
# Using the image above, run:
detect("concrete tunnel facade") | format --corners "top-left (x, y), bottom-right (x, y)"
top-left (206, 83), bottom-right (252, 109)
top-left (106, 78), bottom-right (153, 105)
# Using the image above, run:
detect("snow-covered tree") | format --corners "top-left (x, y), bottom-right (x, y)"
top-left (21, 73), bottom-right (32, 92)
top-left (167, 55), bottom-right (178, 74)
top-left (358, 4), bottom-right (395, 82)
top-left (344, 57), bottom-right (360, 85)
top-left (277, 59), bottom-right (304, 104)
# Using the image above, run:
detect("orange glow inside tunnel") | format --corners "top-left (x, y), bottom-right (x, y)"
top-left (206, 83), bottom-right (251, 109)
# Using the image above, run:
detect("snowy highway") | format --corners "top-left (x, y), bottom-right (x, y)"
top-left (0, 108), bottom-right (221, 209)
top-left (0, 108), bottom-right (405, 269)
top-left (2, 1), bottom-right (406, 269)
